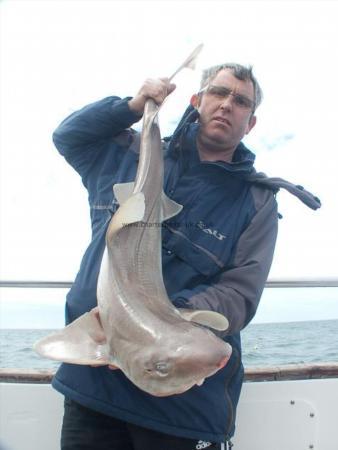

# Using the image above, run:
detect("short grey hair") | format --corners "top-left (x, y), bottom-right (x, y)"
top-left (200, 63), bottom-right (263, 110)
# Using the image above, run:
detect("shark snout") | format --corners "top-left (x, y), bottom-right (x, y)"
top-left (218, 354), bottom-right (231, 369)
top-left (219, 342), bottom-right (232, 368)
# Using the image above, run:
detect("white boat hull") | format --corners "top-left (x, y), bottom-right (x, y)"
top-left (1, 377), bottom-right (337, 450)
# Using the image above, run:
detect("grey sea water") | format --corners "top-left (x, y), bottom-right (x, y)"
top-left (0, 319), bottom-right (337, 371)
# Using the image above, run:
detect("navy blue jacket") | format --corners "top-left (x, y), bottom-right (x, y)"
top-left (51, 96), bottom-right (318, 443)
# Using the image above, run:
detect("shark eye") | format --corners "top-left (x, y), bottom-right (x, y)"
top-left (155, 361), bottom-right (169, 376)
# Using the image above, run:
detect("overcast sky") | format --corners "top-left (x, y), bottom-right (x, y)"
top-left (1, 0), bottom-right (338, 326)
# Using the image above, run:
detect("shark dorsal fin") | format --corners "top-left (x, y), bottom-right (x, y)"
top-left (161, 192), bottom-right (183, 221)
top-left (114, 183), bottom-right (182, 222)
top-left (113, 182), bottom-right (135, 205)
top-left (106, 192), bottom-right (145, 240)
top-left (178, 308), bottom-right (229, 331)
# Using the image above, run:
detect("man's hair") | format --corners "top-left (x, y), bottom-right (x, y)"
top-left (200, 63), bottom-right (263, 110)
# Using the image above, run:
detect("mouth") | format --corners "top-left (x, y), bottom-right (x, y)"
top-left (151, 382), bottom-right (196, 397)
top-left (150, 376), bottom-right (207, 396)
top-left (213, 116), bottom-right (231, 127)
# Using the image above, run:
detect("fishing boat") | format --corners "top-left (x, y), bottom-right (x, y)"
top-left (1, 279), bottom-right (337, 450)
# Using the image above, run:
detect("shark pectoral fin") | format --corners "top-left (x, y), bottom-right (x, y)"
top-left (107, 192), bottom-right (145, 238)
top-left (161, 192), bottom-right (183, 221)
top-left (113, 182), bottom-right (135, 205)
top-left (34, 308), bottom-right (111, 366)
top-left (178, 308), bottom-right (229, 331)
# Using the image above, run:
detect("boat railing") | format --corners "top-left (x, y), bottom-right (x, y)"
top-left (1, 278), bottom-right (338, 288)
top-left (1, 278), bottom-right (338, 383)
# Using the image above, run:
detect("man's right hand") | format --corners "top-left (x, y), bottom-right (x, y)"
top-left (128, 77), bottom-right (176, 115)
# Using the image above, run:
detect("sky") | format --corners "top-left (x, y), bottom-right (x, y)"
top-left (1, 0), bottom-right (338, 326)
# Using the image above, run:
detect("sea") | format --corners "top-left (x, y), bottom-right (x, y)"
top-left (1, 319), bottom-right (337, 370)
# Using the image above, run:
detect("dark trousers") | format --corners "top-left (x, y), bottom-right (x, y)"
top-left (61, 398), bottom-right (224, 450)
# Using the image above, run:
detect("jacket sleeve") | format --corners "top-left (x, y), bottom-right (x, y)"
top-left (172, 189), bottom-right (278, 335)
top-left (52, 96), bottom-right (142, 179)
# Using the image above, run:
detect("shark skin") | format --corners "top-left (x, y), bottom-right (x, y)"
top-left (34, 47), bottom-right (232, 397)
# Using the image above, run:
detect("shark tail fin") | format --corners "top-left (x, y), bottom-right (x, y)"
top-left (34, 308), bottom-right (110, 366)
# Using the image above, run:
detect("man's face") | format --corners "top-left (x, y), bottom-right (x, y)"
top-left (193, 69), bottom-right (257, 153)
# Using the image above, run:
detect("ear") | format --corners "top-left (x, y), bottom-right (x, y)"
top-left (245, 114), bottom-right (257, 135)
top-left (190, 94), bottom-right (200, 109)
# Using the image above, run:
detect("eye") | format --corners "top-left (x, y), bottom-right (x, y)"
top-left (208, 86), bottom-right (229, 98)
top-left (155, 361), bottom-right (169, 376)
top-left (234, 95), bottom-right (253, 109)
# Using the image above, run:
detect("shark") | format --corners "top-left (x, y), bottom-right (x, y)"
top-left (34, 45), bottom-right (232, 397)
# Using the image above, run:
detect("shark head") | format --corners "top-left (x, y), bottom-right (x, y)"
top-left (123, 323), bottom-right (232, 397)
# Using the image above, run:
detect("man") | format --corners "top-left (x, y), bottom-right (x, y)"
top-left (52, 64), bottom-right (320, 450)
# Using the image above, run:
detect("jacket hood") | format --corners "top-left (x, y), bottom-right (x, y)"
top-left (164, 104), bottom-right (199, 155)
top-left (244, 170), bottom-right (321, 210)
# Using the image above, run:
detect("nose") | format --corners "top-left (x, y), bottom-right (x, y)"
top-left (219, 94), bottom-right (233, 111)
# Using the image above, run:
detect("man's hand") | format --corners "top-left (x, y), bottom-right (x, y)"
top-left (128, 77), bottom-right (176, 115)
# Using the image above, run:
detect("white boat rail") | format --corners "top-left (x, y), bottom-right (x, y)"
top-left (1, 279), bottom-right (338, 288)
